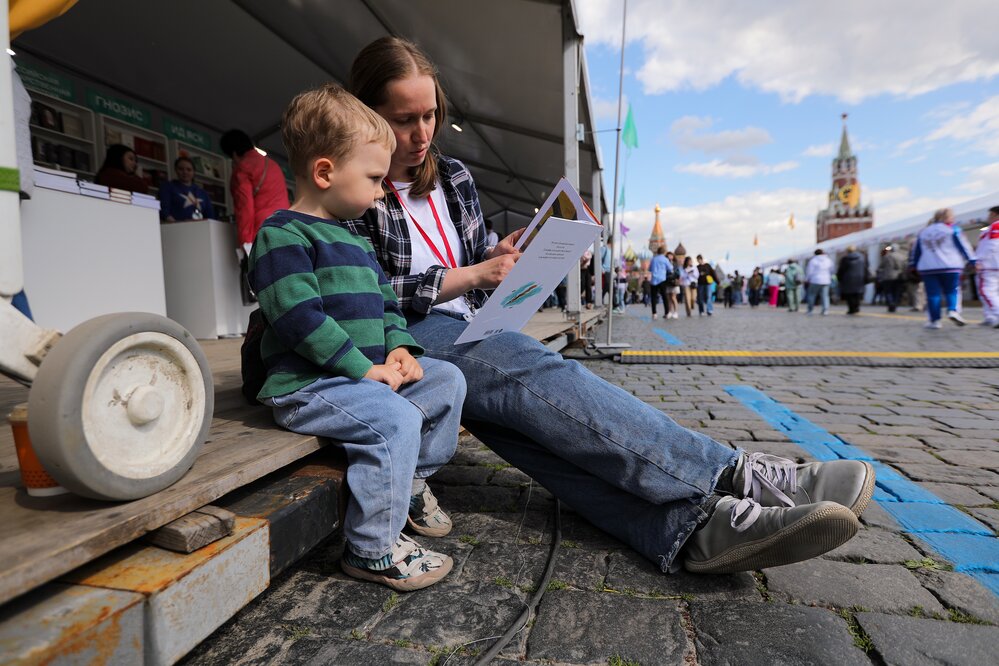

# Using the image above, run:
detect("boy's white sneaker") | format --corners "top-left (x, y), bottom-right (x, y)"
top-left (947, 310), bottom-right (966, 326)
top-left (408, 484), bottom-right (452, 537)
top-left (925, 321), bottom-right (942, 329)
top-left (342, 534), bottom-right (452, 591)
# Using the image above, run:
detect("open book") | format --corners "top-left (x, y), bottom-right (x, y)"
top-left (455, 178), bottom-right (602, 345)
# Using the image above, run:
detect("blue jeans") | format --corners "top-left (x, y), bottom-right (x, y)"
top-left (922, 272), bottom-right (960, 322)
top-left (407, 310), bottom-right (738, 571)
top-left (806, 283), bottom-right (830, 314)
top-left (264, 358), bottom-right (466, 558)
top-left (697, 284), bottom-right (714, 314)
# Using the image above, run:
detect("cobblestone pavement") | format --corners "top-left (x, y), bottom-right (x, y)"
top-left (186, 304), bottom-right (999, 666)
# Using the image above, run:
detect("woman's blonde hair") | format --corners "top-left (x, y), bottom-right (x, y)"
top-left (282, 83), bottom-right (395, 179)
top-left (349, 37), bottom-right (448, 198)
top-left (930, 208), bottom-right (953, 225)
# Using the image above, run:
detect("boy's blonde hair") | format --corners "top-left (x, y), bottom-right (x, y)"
top-left (282, 83), bottom-right (396, 179)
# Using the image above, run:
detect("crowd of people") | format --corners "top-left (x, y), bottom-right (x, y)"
top-left (608, 205), bottom-right (999, 329)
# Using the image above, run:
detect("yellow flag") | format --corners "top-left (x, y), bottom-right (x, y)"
top-left (788, 213), bottom-right (795, 230)
top-left (753, 234), bottom-right (759, 247)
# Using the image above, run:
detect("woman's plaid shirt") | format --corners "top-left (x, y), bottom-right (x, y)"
top-left (343, 155), bottom-right (490, 315)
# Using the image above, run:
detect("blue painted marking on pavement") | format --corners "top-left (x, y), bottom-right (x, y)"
top-left (653, 329), bottom-right (684, 346)
top-left (725, 385), bottom-right (999, 594)
top-left (637, 315), bottom-right (684, 346)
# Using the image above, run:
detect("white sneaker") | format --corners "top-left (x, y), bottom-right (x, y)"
top-left (980, 317), bottom-right (998, 327)
top-left (342, 534), bottom-right (453, 591)
top-left (948, 310), bottom-right (966, 326)
top-left (652, 313), bottom-right (658, 320)
top-left (925, 321), bottom-right (942, 329)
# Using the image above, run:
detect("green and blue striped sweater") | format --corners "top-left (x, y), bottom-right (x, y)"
top-left (248, 209), bottom-right (422, 400)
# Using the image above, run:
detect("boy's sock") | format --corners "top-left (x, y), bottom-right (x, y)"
top-left (344, 546), bottom-right (396, 571)
top-left (411, 478), bottom-right (427, 496)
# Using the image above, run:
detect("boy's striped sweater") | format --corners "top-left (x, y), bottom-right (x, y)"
top-left (249, 209), bottom-right (422, 400)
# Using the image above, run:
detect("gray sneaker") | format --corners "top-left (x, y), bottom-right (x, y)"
top-left (683, 497), bottom-right (859, 574)
top-left (408, 484), bottom-right (453, 537)
top-left (342, 534), bottom-right (453, 591)
top-left (732, 452), bottom-right (875, 517)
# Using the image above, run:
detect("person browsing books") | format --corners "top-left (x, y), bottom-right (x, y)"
top-left (158, 156), bottom-right (214, 222)
top-left (249, 84), bottom-right (465, 591)
top-left (341, 36), bottom-right (875, 576)
top-left (94, 144), bottom-right (147, 194)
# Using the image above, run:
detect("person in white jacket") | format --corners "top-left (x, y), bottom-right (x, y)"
top-left (805, 249), bottom-right (835, 315)
top-left (975, 206), bottom-right (999, 327)
top-left (910, 208), bottom-right (976, 328)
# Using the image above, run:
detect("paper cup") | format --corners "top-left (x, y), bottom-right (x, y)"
top-left (9, 403), bottom-right (69, 497)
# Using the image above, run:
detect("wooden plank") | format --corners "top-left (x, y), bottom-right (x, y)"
top-left (144, 506), bottom-right (236, 553)
top-left (0, 407), bottom-right (324, 605)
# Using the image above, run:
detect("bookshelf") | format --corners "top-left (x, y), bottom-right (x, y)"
top-left (27, 92), bottom-right (98, 178)
top-left (97, 116), bottom-right (169, 193)
top-left (168, 140), bottom-right (230, 220)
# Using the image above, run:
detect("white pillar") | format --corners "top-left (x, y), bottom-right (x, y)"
top-left (563, 9), bottom-right (582, 319)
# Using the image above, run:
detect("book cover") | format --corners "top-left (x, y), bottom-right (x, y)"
top-left (61, 113), bottom-right (84, 138)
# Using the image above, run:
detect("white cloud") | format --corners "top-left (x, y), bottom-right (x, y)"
top-left (925, 95), bottom-right (999, 156)
top-left (577, 1), bottom-right (999, 103)
top-left (591, 94), bottom-right (628, 123)
top-left (616, 188), bottom-right (826, 270)
top-left (675, 159), bottom-right (798, 178)
top-left (956, 162), bottom-right (999, 193)
top-left (670, 117), bottom-right (773, 154)
top-left (803, 143), bottom-right (834, 158)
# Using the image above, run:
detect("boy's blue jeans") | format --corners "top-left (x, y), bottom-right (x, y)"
top-left (264, 358), bottom-right (466, 558)
top-left (407, 310), bottom-right (738, 572)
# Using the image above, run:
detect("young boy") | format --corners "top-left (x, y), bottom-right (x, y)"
top-left (249, 84), bottom-right (466, 591)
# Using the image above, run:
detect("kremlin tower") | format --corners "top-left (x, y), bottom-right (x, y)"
top-left (648, 204), bottom-right (666, 253)
top-left (815, 114), bottom-right (874, 243)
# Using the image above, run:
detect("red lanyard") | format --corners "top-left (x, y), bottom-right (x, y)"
top-left (385, 181), bottom-right (458, 269)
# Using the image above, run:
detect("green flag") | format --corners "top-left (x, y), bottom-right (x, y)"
top-left (621, 104), bottom-right (639, 152)
top-left (618, 185), bottom-right (626, 208)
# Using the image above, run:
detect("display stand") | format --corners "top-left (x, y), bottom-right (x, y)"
top-left (168, 139), bottom-right (231, 219)
top-left (160, 219), bottom-right (255, 339)
top-left (97, 115), bottom-right (168, 193)
top-left (20, 188), bottom-right (167, 332)
top-left (26, 91), bottom-right (97, 178)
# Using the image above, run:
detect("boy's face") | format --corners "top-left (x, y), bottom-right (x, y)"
top-left (322, 141), bottom-right (391, 219)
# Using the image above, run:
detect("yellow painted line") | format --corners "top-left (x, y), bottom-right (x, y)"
top-left (856, 311), bottom-right (982, 324)
top-left (620, 350), bottom-right (999, 358)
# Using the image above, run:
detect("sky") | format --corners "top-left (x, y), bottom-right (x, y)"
top-left (576, 0), bottom-right (999, 273)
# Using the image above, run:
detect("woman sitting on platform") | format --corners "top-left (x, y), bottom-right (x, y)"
top-left (158, 157), bottom-right (214, 222)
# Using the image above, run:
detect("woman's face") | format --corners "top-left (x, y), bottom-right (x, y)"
top-left (176, 160), bottom-right (195, 184)
top-left (123, 150), bottom-right (138, 174)
top-left (374, 75), bottom-right (437, 177)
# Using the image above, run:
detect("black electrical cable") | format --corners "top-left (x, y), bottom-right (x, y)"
top-left (473, 499), bottom-right (562, 665)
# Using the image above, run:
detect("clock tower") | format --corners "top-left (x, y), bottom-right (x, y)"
top-left (815, 114), bottom-right (873, 243)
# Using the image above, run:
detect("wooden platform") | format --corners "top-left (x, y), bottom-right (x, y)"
top-left (0, 309), bottom-right (601, 606)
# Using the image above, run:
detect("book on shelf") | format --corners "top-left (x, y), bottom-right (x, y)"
top-left (79, 187), bottom-right (110, 200)
top-left (60, 114), bottom-right (84, 139)
top-left (104, 127), bottom-right (126, 148)
top-left (31, 101), bottom-right (63, 132)
top-left (132, 192), bottom-right (161, 210)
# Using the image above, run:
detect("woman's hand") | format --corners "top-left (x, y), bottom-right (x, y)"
top-left (364, 362), bottom-right (404, 391)
top-left (386, 348), bottom-right (423, 384)
top-left (486, 228), bottom-right (526, 258)
top-left (473, 253), bottom-right (519, 289)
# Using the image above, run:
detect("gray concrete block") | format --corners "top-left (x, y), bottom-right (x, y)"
top-left (765, 560), bottom-right (945, 614)
top-left (918, 482), bottom-right (993, 507)
top-left (922, 437), bottom-right (999, 451)
top-left (527, 589), bottom-right (688, 665)
top-left (914, 569), bottom-right (999, 625)
top-left (430, 485), bottom-right (524, 513)
top-left (936, 449), bottom-right (999, 469)
top-left (861, 446), bottom-right (940, 464)
top-left (457, 541), bottom-right (608, 593)
top-left (822, 528), bottom-right (923, 564)
top-left (894, 463), bottom-right (999, 485)
top-left (305, 640), bottom-right (432, 665)
top-left (856, 612), bottom-right (999, 666)
top-left (968, 507), bottom-right (999, 532)
top-left (427, 465), bottom-right (494, 486)
top-left (0, 583), bottom-right (143, 666)
top-left (690, 600), bottom-right (870, 666)
top-left (368, 581), bottom-right (523, 648)
top-left (448, 511), bottom-right (548, 545)
top-left (861, 502), bottom-right (902, 530)
top-left (605, 550), bottom-right (759, 601)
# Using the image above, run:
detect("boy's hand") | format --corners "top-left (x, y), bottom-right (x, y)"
top-left (364, 362), bottom-right (404, 391)
top-left (386, 348), bottom-right (423, 384)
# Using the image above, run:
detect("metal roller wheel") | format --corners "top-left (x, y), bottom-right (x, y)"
top-left (28, 312), bottom-right (213, 501)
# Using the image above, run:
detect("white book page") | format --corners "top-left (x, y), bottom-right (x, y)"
top-left (455, 217), bottom-right (601, 345)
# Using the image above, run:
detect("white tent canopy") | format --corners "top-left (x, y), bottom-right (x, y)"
top-left (14, 0), bottom-right (607, 235)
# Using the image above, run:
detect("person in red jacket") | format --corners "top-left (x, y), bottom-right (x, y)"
top-left (220, 129), bottom-right (290, 255)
